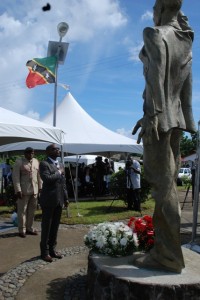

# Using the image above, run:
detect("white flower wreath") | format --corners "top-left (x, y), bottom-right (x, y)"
top-left (84, 222), bottom-right (138, 257)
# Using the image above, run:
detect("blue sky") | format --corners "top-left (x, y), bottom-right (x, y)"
top-left (0, 0), bottom-right (199, 139)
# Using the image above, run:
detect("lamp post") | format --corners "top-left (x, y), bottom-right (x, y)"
top-left (192, 120), bottom-right (200, 242)
top-left (47, 22), bottom-right (69, 127)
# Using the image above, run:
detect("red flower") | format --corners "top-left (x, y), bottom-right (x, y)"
top-left (147, 231), bottom-right (154, 237)
top-left (143, 215), bottom-right (153, 223)
top-left (127, 217), bottom-right (136, 228)
top-left (128, 215), bottom-right (155, 252)
top-left (147, 239), bottom-right (154, 246)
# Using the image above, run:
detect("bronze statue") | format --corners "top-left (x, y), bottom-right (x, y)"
top-left (132, 0), bottom-right (196, 272)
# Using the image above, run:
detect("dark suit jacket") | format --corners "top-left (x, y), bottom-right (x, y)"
top-left (39, 158), bottom-right (68, 208)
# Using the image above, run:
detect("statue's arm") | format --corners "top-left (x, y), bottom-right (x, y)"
top-left (132, 27), bottom-right (166, 144)
top-left (180, 71), bottom-right (196, 133)
top-left (143, 27), bottom-right (166, 117)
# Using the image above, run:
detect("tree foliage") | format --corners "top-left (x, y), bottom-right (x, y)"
top-left (180, 131), bottom-right (197, 157)
top-left (109, 167), bottom-right (151, 204)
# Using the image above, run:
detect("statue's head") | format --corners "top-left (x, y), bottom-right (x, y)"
top-left (153, 0), bottom-right (182, 25)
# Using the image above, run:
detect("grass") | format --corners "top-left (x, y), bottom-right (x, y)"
top-left (0, 198), bottom-right (155, 225)
top-left (0, 185), bottom-right (188, 225)
top-left (60, 198), bottom-right (155, 224)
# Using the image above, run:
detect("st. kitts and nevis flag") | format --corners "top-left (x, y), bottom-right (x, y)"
top-left (26, 56), bottom-right (57, 88)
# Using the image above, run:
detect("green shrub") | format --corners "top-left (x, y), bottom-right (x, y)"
top-left (5, 184), bottom-right (17, 209)
top-left (110, 167), bottom-right (151, 203)
top-left (181, 175), bottom-right (192, 188)
top-left (110, 169), bottom-right (127, 200)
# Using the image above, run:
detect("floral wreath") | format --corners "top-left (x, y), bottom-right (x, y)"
top-left (84, 215), bottom-right (154, 257)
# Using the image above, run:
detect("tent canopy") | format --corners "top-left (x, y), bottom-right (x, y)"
top-left (44, 92), bottom-right (143, 154)
top-left (0, 92), bottom-right (143, 155)
top-left (0, 106), bottom-right (63, 146)
top-left (61, 154), bottom-right (107, 166)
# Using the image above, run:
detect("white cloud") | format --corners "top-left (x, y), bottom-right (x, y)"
top-left (116, 127), bottom-right (140, 143)
top-left (123, 37), bottom-right (143, 63)
top-left (116, 128), bottom-right (132, 137)
top-left (25, 110), bottom-right (40, 120)
top-left (0, 84), bottom-right (29, 113)
top-left (66, 0), bottom-right (127, 41)
top-left (141, 10), bottom-right (153, 22)
top-left (0, 0), bottom-right (128, 115)
top-left (128, 42), bottom-right (143, 62)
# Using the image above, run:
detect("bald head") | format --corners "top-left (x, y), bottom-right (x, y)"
top-left (46, 143), bottom-right (61, 159)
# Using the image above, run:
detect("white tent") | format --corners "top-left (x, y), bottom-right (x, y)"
top-left (0, 106), bottom-right (63, 145)
top-left (0, 92), bottom-right (143, 155)
top-left (45, 92), bottom-right (143, 154)
top-left (62, 154), bottom-right (107, 166)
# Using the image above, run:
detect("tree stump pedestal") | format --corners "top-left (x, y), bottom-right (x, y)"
top-left (87, 247), bottom-right (200, 299)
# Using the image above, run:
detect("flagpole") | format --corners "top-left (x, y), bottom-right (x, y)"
top-left (53, 35), bottom-right (63, 127)
top-left (47, 22), bottom-right (69, 127)
top-left (53, 58), bottom-right (59, 127)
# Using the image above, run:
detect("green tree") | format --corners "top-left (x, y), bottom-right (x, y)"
top-left (180, 132), bottom-right (197, 157)
top-left (110, 166), bottom-right (151, 204)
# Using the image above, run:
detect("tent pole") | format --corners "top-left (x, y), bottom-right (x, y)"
top-left (75, 155), bottom-right (82, 217)
top-left (75, 154), bottom-right (78, 204)
top-left (60, 144), bottom-right (64, 167)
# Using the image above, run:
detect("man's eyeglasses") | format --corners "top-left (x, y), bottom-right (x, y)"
top-left (50, 147), bottom-right (60, 151)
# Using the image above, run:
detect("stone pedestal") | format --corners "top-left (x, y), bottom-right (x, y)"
top-left (87, 247), bottom-right (200, 300)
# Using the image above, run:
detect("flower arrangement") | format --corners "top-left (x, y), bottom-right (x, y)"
top-left (84, 216), bottom-right (154, 257)
top-left (128, 215), bottom-right (154, 252)
top-left (84, 222), bottom-right (138, 257)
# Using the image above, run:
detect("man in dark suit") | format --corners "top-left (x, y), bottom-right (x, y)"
top-left (39, 143), bottom-right (68, 262)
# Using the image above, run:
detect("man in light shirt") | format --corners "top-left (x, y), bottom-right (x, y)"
top-left (126, 158), bottom-right (141, 211)
top-left (12, 147), bottom-right (42, 238)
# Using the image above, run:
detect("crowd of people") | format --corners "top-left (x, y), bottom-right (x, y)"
top-left (65, 156), bottom-right (114, 198)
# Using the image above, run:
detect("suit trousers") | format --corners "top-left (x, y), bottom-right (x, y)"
top-left (17, 194), bottom-right (38, 233)
top-left (127, 188), bottom-right (141, 211)
top-left (40, 205), bottom-right (62, 257)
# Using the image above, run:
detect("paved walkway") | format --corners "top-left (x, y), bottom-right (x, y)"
top-left (0, 223), bottom-right (90, 300)
top-left (0, 189), bottom-right (199, 300)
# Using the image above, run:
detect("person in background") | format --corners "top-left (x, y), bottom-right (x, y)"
top-left (6, 167), bottom-right (13, 185)
top-left (104, 158), bottom-right (114, 194)
top-left (2, 159), bottom-right (11, 189)
top-left (12, 147), bottom-right (42, 238)
top-left (92, 156), bottom-right (106, 196)
top-left (125, 158), bottom-right (141, 211)
top-left (83, 166), bottom-right (94, 196)
top-left (39, 144), bottom-right (68, 263)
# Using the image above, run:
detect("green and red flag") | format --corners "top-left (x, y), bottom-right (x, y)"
top-left (26, 56), bottom-right (57, 88)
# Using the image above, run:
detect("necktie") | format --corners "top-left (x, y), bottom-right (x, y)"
top-left (55, 162), bottom-right (59, 170)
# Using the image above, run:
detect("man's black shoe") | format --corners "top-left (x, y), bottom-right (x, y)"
top-left (50, 252), bottom-right (63, 259)
top-left (41, 255), bottom-right (53, 263)
top-left (19, 233), bottom-right (26, 238)
top-left (26, 230), bottom-right (38, 235)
